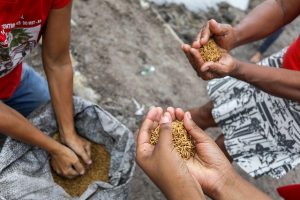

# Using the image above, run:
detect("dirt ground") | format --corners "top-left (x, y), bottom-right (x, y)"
top-left (26, 0), bottom-right (300, 199)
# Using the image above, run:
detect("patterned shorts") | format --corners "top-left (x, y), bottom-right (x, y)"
top-left (208, 48), bottom-right (300, 179)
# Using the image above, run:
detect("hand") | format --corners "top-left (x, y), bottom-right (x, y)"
top-left (192, 19), bottom-right (237, 51)
top-left (136, 107), bottom-right (205, 200)
top-left (183, 111), bottom-right (238, 199)
top-left (181, 43), bottom-right (238, 80)
top-left (50, 144), bottom-right (86, 179)
top-left (60, 132), bottom-right (92, 166)
top-left (199, 52), bottom-right (238, 80)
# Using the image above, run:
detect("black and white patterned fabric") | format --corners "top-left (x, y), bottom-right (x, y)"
top-left (208, 48), bottom-right (300, 179)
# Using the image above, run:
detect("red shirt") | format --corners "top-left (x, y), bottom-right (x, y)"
top-left (283, 35), bottom-right (300, 71)
top-left (0, 0), bottom-right (70, 99)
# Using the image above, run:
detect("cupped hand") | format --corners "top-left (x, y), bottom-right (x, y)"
top-left (136, 107), bottom-right (205, 200)
top-left (192, 19), bottom-right (237, 51)
top-left (60, 132), bottom-right (92, 166)
top-left (136, 107), bottom-right (187, 187)
top-left (50, 144), bottom-right (85, 179)
top-left (181, 44), bottom-right (238, 80)
top-left (183, 112), bottom-right (237, 198)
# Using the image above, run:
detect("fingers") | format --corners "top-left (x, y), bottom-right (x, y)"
top-left (137, 107), bottom-right (163, 146)
top-left (175, 108), bottom-right (185, 121)
top-left (167, 107), bottom-right (175, 120)
top-left (65, 167), bottom-right (79, 179)
top-left (146, 107), bottom-right (164, 122)
top-left (84, 142), bottom-right (92, 163)
top-left (73, 160), bottom-right (85, 175)
top-left (167, 107), bottom-right (184, 121)
top-left (183, 112), bottom-right (212, 144)
top-left (209, 19), bottom-right (225, 37)
top-left (200, 61), bottom-right (214, 72)
top-left (200, 21), bottom-right (211, 46)
top-left (201, 62), bottom-right (227, 78)
top-left (190, 48), bottom-right (205, 74)
top-left (182, 44), bottom-right (197, 69)
top-left (192, 31), bottom-right (203, 49)
top-left (77, 148), bottom-right (92, 166)
top-left (52, 163), bottom-right (79, 179)
top-left (200, 62), bottom-right (223, 80)
top-left (157, 112), bottom-right (173, 147)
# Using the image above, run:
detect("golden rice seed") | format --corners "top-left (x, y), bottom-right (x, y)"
top-left (150, 120), bottom-right (195, 159)
top-left (199, 39), bottom-right (222, 62)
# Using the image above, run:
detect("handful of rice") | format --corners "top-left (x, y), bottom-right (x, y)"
top-left (150, 120), bottom-right (195, 160)
top-left (199, 39), bottom-right (222, 62)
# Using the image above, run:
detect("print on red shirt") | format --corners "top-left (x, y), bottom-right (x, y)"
top-left (0, 0), bottom-right (70, 99)
top-left (0, 21), bottom-right (41, 78)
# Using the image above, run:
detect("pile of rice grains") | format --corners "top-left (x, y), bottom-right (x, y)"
top-left (150, 120), bottom-right (195, 160)
top-left (199, 39), bottom-right (222, 62)
top-left (51, 133), bottom-right (110, 197)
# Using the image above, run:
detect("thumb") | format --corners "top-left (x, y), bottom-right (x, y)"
top-left (207, 62), bottom-right (228, 76)
top-left (72, 159), bottom-right (85, 175)
top-left (201, 62), bottom-right (226, 76)
top-left (157, 112), bottom-right (173, 147)
top-left (200, 61), bottom-right (214, 72)
top-left (78, 149), bottom-right (92, 166)
top-left (183, 112), bottom-right (213, 144)
top-left (209, 19), bottom-right (226, 36)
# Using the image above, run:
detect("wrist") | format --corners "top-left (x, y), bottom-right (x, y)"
top-left (163, 176), bottom-right (204, 200)
top-left (58, 122), bottom-right (76, 138)
top-left (229, 58), bottom-right (243, 78)
top-left (211, 169), bottom-right (241, 200)
top-left (45, 136), bottom-right (65, 155)
top-left (231, 25), bottom-right (241, 49)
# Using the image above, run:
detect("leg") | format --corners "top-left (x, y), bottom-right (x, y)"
top-left (3, 63), bottom-right (50, 117)
top-left (189, 101), bottom-right (217, 130)
top-left (250, 51), bottom-right (262, 63)
top-left (215, 134), bottom-right (233, 163)
top-left (257, 27), bottom-right (284, 54)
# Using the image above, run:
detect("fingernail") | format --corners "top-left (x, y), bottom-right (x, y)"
top-left (88, 160), bottom-right (92, 165)
top-left (80, 170), bottom-right (85, 175)
top-left (160, 114), bottom-right (170, 124)
top-left (202, 66), bottom-right (209, 71)
top-left (186, 112), bottom-right (192, 119)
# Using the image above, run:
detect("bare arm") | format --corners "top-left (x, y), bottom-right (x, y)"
top-left (42, 2), bottom-right (92, 167)
top-left (233, 0), bottom-right (300, 47)
top-left (42, 2), bottom-right (74, 139)
top-left (213, 171), bottom-right (272, 200)
top-left (0, 103), bottom-right (61, 154)
top-left (188, 0), bottom-right (300, 53)
top-left (232, 60), bottom-right (300, 101)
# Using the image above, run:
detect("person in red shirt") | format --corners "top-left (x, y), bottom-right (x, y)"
top-left (0, 0), bottom-right (92, 179)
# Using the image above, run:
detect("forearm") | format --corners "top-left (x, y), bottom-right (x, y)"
top-left (42, 2), bottom-right (74, 138)
top-left (233, 0), bottom-right (299, 48)
top-left (214, 172), bottom-right (272, 200)
top-left (0, 103), bottom-right (61, 153)
top-left (44, 61), bottom-right (75, 137)
top-left (232, 60), bottom-right (300, 101)
top-left (160, 176), bottom-right (205, 200)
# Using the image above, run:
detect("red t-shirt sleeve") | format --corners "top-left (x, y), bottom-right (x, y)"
top-left (282, 35), bottom-right (300, 71)
top-left (52, 0), bottom-right (71, 9)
